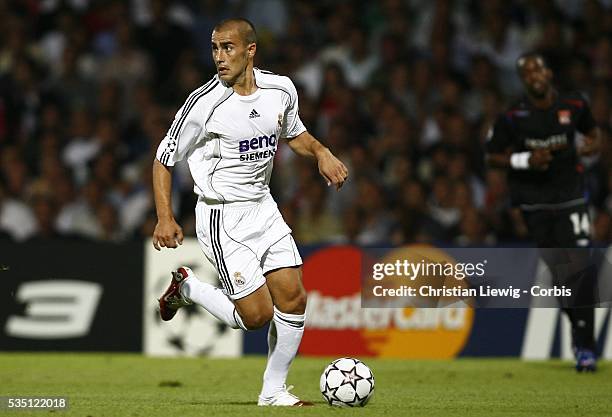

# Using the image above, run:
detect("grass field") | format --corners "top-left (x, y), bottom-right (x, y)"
top-left (0, 354), bottom-right (610, 417)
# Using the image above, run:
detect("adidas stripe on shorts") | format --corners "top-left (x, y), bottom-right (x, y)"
top-left (195, 194), bottom-right (303, 300)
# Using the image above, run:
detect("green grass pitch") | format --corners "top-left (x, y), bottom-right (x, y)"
top-left (0, 354), bottom-right (610, 416)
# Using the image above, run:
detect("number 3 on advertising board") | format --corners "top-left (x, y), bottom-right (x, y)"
top-left (5, 281), bottom-right (102, 339)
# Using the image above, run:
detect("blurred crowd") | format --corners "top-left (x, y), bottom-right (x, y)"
top-left (0, 0), bottom-right (611, 246)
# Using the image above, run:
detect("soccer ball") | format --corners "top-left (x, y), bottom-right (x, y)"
top-left (320, 357), bottom-right (375, 407)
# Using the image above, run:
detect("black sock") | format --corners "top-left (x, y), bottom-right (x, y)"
top-left (563, 307), bottom-right (595, 351)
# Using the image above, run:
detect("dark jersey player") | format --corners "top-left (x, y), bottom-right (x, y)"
top-left (486, 53), bottom-right (601, 372)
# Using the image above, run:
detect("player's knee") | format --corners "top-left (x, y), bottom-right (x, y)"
top-left (296, 288), bottom-right (307, 313)
top-left (243, 307), bottom-right (273, 330)
top-left (285, 287), bottom-right (307, 315)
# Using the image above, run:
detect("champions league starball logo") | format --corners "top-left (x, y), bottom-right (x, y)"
top-left (151, 262), bottom-right (232, 356)
top-left (145, 240), bottom-right (243, 357)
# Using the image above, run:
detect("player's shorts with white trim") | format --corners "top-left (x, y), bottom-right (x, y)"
top-left (195, 194), bottom-right (303, 300)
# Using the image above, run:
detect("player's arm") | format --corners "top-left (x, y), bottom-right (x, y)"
top-left (280, 76), bottom-right (348, 190)
top-left (151, 94), bottom-right (205, 250)
top-left (286, 131), bottom-right (348, 190)
top-left (487, 149), bottom-right (552, 171)
top-left (152, 159), bottom-right (183, 251)
top-left (578, 127), bottom-right (601, 156)
top-left (485, 115), bottom-right (551, 170)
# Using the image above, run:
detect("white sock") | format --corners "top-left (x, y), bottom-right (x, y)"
top-left (260, 307), bottom-right (305, 398)
top-left (180, 276), bottom-right (246, 330)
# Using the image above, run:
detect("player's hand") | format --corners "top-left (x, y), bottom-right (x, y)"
top-left (578, 137), bottom-right (599, 156)
top-left (153, 218), bottom-right (184, 251)
top-left (529, 148), bottom-right (552, 170)
top-left (317, 148), bottom-right (349, 190)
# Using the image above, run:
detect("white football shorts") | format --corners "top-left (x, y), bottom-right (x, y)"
top-left (195, 194), bottom-right (303, 300)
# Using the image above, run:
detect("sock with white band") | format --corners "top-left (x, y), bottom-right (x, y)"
top-left (180, 276), bottom-right (247, 330)
top-left (260, 307), bottom-right (305, 398)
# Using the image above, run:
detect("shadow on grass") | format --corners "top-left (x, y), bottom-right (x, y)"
top-left (187, 400), bottom-right (327, 407)
top-left (188, 401), bottom-right (257, 406)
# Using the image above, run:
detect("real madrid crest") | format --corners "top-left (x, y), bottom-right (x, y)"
top-left (233, 272), bottom-right (245, 287)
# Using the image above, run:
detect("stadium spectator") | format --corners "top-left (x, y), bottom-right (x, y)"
top-left (294, 177), bottom-right (342, 244)
top-left (0, 182), bottom-right (36, 241)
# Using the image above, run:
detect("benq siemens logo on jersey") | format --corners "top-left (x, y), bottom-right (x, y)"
top-left (238, 134), bottom-right (277, 161)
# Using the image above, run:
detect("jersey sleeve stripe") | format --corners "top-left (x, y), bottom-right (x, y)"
top-left (171, 78), bottom-right (215, 132)
top-left (168, 79), bottom-right (219, 140)
top-left (167, 80), bottom-right (212, 140)
top-left (158, 80), bottom-right (219, 166)
top-left (162, 152), bottom-right (170, 166)
top-left (158, 145), bottom-right (173, 166)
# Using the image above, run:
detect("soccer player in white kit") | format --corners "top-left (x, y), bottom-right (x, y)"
top-left (152, 18), bottom-right (348, 406)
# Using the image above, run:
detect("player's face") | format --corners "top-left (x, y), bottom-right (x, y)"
top-left (518, 58), bottom-right (552, 98)
top-left (211, 28), bottom-right (254, 85)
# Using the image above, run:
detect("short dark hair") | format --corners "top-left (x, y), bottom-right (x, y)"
top-left (516, 52), bottom-right (547, 71)
top-left (213, 18), bottom-right (257, 45)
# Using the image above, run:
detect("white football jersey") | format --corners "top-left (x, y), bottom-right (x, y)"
top-left (156, 68), bottom-right (306, 203)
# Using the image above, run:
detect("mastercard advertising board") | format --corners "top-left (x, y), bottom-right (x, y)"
top-left (299, 246), bottom-right (475, 359)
